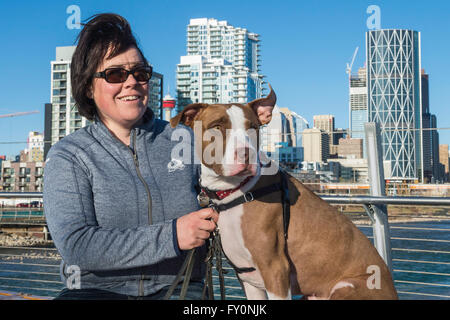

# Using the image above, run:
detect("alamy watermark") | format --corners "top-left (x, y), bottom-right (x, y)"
top-left (366, 5), bottom-right (381, 30)
top-left (66, 264), bottom-right (81, 289)
top-left (366, 265), bottom-right (382, 290)
top-left (66, 5), bottom-right (81, 30)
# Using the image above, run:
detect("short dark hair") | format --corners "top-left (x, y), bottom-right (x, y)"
top-left (71, 13), bottom-right (148, 121)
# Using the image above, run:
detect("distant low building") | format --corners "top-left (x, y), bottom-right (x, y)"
top-left (0, 160), bottom-right (44, 192)
top-left (337, 137), bottom-right (363, 159)
top-left (328, 158), bottom-right (369, 183)
top-left (439, 144), bottom-right (449, 182)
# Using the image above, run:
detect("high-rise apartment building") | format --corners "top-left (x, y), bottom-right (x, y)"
top-left (176, 18), bottom-right (264, 113)
top-left (366, 29), bottom-right (423, 181)
top-left (47, 46), bottom-right (163, 153)
top-left (50, 46), bottom-right (84, 147)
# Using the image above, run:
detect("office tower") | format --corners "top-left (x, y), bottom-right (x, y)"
top-left (279, 108), bottom-right (309, 148)
top-left (349, 66), bottom-right (368, 157)
top-left (421, 70), bottom-right (431, 181)
top-left (302, 128), bottom-right (329, 162)
top-left (431, 114), bottom-right (441, 180)
top-left (366, 29), bottom-right (423, 181)
top-left (149, 72), bottom-right (164, 119)
top-left (313, 115), bottom-right (338, 156)
top-left (49, 47), bottom-right (164, 149)
top-left (260, 106), bottom-right (307, 165)
top-left (176, 18), bottom-right (264, 113)
top-left (260, 106), bottom-right (292, 153)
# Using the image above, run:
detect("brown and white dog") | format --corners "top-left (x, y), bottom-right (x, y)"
top-left (170, 87), bottom-right (398, 300)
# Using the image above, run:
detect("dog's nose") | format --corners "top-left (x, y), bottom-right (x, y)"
top-left (235, 147), bottom-right (250, 164)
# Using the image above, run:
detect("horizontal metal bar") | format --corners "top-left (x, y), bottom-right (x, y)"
top-left (392, 248), bottom-right (450, 254)
top-left (0, 284), bottom-right (60, 293)
top-left (390, 226), bottom-right (450, 231)
top-left (0, 269), bottom-right (60, 276)
top-left (391, 237), bottom-right (450, 243)
top-left (2, 192), bottom-right (450, 206)
top-left (0, 261), bottom-right (60, 268)
top-left (397, 290), bottom-right (450, 299)
top-left (0, 276), bottom-right (61, 284)
top-left (393, 269), bottom-right (450, 277)
top-left (395, 280), bottom-right (450, 288)
top-left (321, 195), bottom-right (450, 206)
top-left (0, 192), bottom-right (43, 198)
top-left (393, 258), bottom-right (450, 265)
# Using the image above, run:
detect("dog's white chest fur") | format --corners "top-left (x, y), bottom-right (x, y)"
top-left (217, 204), bottom-right (265, 288)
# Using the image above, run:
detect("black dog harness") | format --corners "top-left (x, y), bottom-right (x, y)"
top-left (201, 169), bottom-right (292, 274)
top-left (164, 169), bottom-right (293, 300)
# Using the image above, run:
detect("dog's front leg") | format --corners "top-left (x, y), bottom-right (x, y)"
top-left (242, 281), bottom-right (267, 300)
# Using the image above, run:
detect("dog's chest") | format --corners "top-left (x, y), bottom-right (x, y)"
top-left (217, 204), bottom-right (264, 286)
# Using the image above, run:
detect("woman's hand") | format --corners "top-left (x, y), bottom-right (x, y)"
top-left (176, 208), bottom-right (219, 250)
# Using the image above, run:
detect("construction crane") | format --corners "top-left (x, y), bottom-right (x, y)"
top-left (0, 111), bottom-right (39, 119)
top-left (346, 47), bottom-right (359, 76)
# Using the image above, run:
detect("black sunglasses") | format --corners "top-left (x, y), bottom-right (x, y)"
top-left (93, 65), bottom-right (153, 83)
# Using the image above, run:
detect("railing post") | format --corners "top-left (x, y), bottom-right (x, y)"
top-left (365, 122), bottom-right (393, 273)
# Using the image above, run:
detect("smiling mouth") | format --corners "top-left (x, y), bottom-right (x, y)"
top-left (118, 95), bottom-right (141, 102)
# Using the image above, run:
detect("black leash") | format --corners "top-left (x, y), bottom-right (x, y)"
top-left (163, 248), bottom-right (196, 300)
top-left (202, 228), bottom-right (226, 300)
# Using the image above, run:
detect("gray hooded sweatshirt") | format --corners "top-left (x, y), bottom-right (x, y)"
top-left (43, 110), bottom-right (205, 297)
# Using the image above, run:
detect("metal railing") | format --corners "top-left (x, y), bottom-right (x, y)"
top-left (0, 192), bottom-right (449, 299)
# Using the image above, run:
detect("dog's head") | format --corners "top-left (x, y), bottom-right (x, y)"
top-left (170, 86), bottom-right (276, 178)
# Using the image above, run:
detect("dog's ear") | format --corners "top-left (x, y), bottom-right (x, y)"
top-left (247, 84), bottom-right (277, 125)
top-left (170, 103), bottom-right (209, 128)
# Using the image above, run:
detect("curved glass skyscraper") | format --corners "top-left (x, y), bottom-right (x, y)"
top-left (366, 29), bottom-right (423, 181)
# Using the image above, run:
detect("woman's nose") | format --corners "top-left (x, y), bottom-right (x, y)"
top-left (122, 72), bottom-right (140, 88)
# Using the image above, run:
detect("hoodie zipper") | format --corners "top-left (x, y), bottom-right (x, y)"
top-left (128, 129), bottom-right (153, 225)
top-left (128, 129), bottom-right (153, 296)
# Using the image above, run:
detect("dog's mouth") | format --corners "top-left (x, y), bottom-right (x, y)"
top-left (224, 163), bottom-right (258, 177)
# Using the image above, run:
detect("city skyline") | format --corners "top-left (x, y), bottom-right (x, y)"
top-left (1, 0), bottom-right (449, 157)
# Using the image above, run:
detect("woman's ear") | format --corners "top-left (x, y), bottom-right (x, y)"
top-left (87, 85), bottom-right (94, 99)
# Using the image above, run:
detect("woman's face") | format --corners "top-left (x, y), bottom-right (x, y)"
top-left (91, 46), bottom-right (149, 130)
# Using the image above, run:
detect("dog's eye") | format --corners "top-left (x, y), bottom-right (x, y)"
top-left (208, 124), bottom-right (222, 131)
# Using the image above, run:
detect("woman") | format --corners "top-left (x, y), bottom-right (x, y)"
top-left (43, 13), bottom-right (218, 300)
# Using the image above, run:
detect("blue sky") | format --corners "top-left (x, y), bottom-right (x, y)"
top-left (0, 0), bottom-right (449, 157)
